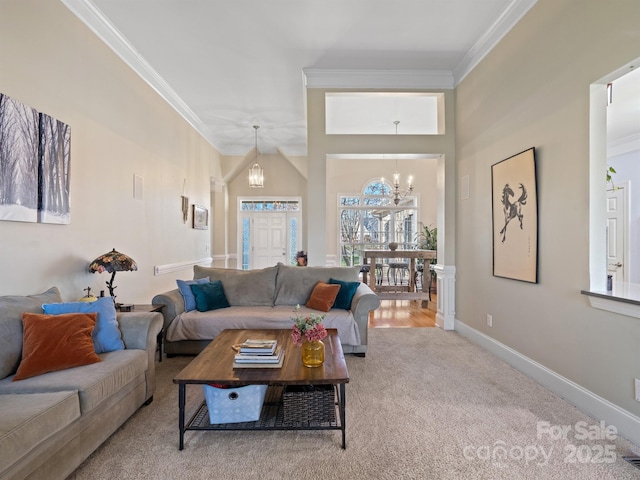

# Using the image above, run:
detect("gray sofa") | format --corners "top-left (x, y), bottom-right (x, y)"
top-left (152, 264), bottom-right (380, 357)
top-left (0, 287), bottom-right (162, 480)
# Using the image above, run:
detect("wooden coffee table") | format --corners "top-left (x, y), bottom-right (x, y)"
top-left (173, 328), bottom-right (349, 449)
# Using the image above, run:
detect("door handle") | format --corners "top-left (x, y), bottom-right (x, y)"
top-left (608, 262), bottom-right (623, 268)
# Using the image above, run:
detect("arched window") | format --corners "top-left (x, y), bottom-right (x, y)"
top-left (338, 180), bottom-right (418, 266)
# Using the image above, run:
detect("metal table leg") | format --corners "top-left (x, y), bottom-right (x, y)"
top-left (178, 384), bottom-right (185, 450)
top-left (339, 383), bottom-right (346, 449)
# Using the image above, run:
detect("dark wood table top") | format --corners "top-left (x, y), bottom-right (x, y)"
top-left (173, 329), bottom-right (349, 386)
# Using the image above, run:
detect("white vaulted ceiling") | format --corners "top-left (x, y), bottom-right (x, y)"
top-left (62, 0), bottom-right (543, 155)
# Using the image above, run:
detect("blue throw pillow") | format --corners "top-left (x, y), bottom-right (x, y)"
top-left (42, 296), bottom-right (124, 353)
top-left (190, 280), bottom-right (230, 312)
top-left (177, 277), bottom-right (210, 312)
top-left (329, 278), bottom-right (360, 310)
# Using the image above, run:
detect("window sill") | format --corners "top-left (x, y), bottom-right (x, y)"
top-left (581, 284), bottom-right (640, 318)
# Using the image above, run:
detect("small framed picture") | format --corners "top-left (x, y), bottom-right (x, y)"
top-left (192, 204), bottom-right (208, 230)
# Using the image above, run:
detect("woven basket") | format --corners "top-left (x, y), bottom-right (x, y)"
top-left (282, 385), bottom-right (336, 425)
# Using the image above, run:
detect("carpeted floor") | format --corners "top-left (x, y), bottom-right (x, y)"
top-left (68, 328), bottom-right (640, 479)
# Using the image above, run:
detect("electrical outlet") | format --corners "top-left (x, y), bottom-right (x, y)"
top-left (635, 378), bottom-right (640, 402)
top-left (487, 314), bottom-right (493, 327)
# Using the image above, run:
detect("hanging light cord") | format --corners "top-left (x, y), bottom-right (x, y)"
top-left (254, 125), bottom-right (259, 155)
top-left (391, 120), bottom-right (413, 205)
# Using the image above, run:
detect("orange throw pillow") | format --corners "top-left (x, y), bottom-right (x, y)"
top-left (14, 312), bottom-right (102, 381)
top-left (306, 282), bottom-right (341, 312)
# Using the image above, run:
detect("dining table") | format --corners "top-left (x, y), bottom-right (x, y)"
top-left (363, 249), bottom-right (436, 303)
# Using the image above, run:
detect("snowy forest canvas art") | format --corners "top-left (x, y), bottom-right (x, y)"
top-left (0, 93), bottom-right (71, 224)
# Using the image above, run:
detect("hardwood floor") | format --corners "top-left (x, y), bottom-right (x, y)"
top-left (369, 295), bottom-right (437, 328)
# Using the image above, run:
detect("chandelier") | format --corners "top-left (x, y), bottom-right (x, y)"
top-left (248, 125), bottom-right (264, 188)
top-left (389, 121), bottom-right (413, 205)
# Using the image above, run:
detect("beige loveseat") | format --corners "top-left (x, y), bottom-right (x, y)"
top-left (152, 264), bottom-right (380, 357)
top-left (0, 287), bottom-right (162, 480)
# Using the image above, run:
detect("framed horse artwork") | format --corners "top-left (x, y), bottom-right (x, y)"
top-left (491, 147), bottom-right (538, 283)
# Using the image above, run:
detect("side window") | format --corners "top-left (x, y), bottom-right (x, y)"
top-left (242, 217), bottom-right (250, 270)
top-left (290, 217), bottom-right (298, 265)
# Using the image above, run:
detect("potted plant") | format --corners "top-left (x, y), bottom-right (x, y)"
top-left (416, 223), bottom-right (437, 252)
top-left (415, 223), bottom-right (437, 294)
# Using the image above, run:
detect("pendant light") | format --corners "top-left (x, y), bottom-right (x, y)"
top-left (249, 125), bottom-right (264, 188)
top-left (389, 121), bottom-right (413, 205)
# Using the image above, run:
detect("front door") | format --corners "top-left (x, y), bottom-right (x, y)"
top-left (253, 212), bottom-right (287, 269)
top-left (606, 186), bottom-right (627, 282)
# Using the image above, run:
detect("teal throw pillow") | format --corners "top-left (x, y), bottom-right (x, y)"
top-left (42, 296), bottom-right (124, 353)
top-left (329, 278), bottom-right (360, 310)
top-left (177, 277), bottom-right (210, 312)
top-left (190, 280), bottom-right (230, 312)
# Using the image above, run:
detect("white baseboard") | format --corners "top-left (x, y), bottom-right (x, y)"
top-left (455, 319), bottom-right (640, 447)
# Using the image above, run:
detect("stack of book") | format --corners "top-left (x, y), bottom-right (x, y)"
top-left (233, 339), bottom-right (285, 368)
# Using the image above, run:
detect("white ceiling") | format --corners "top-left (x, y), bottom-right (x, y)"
top-left (61, 1), bottom-right (637, 157)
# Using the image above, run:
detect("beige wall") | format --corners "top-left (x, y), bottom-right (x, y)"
top-left (307, 88), bottom-right (456, 266)
top-left (219, 153), bottom-right (437, 268)
top-left (223, 153), bottom-right (307, 268)
top-left (0, 0), bottom-right (220, 301)
top-left (456, 0), bottom-right (640, 415)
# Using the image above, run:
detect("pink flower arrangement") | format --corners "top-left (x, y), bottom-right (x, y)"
top-left (291, 305), bottom-right (327, 347)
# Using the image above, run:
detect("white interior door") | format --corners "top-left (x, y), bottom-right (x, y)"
top-left (253, 213), bottom-right (287, 269)
top-left (606, 186), bottom-right (628, 282)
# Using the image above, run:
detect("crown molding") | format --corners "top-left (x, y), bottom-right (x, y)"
top-left (303, 69), bottom-right (455, 90)
top-left (608, 132), bottom-right (640, 158)
top-left (62, 0), bottom-right (538, 152)
top-left (453, 0), bottom-right (538, 85)
top-left (60, 0), bottom-right (220, 151)
top-left (304, 1), bottom-right (538, 90)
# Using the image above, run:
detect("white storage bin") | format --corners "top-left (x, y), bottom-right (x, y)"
top-left (203, 384), bottom-right (268, 424)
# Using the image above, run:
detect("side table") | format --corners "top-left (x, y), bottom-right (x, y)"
top-left (120, 304), bottom-right (165, 362)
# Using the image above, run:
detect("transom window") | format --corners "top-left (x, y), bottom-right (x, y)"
top-left (241, 200), bottom-right (300, 211)
top-left (338, 180), bottom-right (418, 267)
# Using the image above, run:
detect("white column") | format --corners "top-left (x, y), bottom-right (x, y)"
top-left (433, 264), bottom-right (455, 330)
